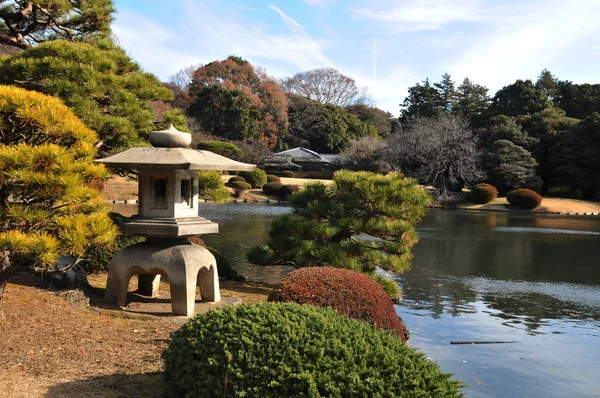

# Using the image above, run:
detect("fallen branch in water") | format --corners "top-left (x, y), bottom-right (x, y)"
top-left (450, 341), bottom-right (517, 345)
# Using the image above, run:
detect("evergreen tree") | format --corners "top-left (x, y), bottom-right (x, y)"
top-left (491, 79), bottom-right (550, 117)
top-left (483, 139), bottom-right (537, 194)
top-left (247, 171), bottom-right (431, 297)
top-left (400, 78), bottom-right (442, 120)
top-left (454, 77), bottom-right (490, 125)
top-left (535, 69), bottom-right (559, 100)
top-left (285, 93), bottom-right (377, 153)
top-left (554, 81), bottom-right (600, 120)
top-left (0, 0), bottom-right (114, 49)
top-left (344, 104), bottom-right (393, 138)
top-left (0, 86), bottom-right (118, 302)
top-left (0, 39), bottom-right (173, 149)
top-left (434, 73), bottom-right (456, 113)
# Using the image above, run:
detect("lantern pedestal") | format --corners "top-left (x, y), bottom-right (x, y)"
top-left (105, 239), bottom-right (220, 317)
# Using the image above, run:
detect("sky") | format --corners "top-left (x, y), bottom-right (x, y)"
top-left (112, 0), bottom-right (600, 115)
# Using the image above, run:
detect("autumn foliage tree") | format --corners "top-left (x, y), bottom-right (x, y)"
top-left (186, 56), bottom-right (288, 148)
top-left (0, 86), bottom-right (118, 302)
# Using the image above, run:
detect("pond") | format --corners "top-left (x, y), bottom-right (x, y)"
top-left (112, 202), bottom-right (600, 397)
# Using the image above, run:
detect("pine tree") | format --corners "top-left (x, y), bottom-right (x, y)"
top-left (247, 171), bottom-right (431, 297)
top-left (0, 39), bottom-right (173, 149)
top-left (434, 73), bottom-right (456, 113)
top-left (454, 77), bottom-right (490, 124)
top-left (0, 86), bottom-right (118, 302)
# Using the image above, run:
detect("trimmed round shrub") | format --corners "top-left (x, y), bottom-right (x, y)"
top-left (470, 183), bottom-right (498, 204)
top-left (196, 140), bottom-right (243, 159)
top-left (198, 171), bottom-right (229, 202)
top-left (276, 184), bottom-right (301, 198)
top-left (239, 168), bottom-right (267, 188)
top-left (163, 303), bottom-right (464, 397)
top-left (266, 174), bottom-right (281, 183)
top-left (507, 188), bottom-right (542, 209)
top-left (262, 181), bottom-right (284, 195)
top-left (269, 267), bottom-right (407, 341)
top-left (280, 170), bottom-right (295, 178)
top-left (227, 176), bottom-right (246, 185)
top-left (229, 181), bottom-right (252, 190)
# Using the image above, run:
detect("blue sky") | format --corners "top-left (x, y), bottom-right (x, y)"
top-left (112, 0), bottom-right (600, 115)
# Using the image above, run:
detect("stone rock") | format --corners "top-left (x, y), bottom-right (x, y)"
top-left (149, 124), bottom-right (192, 148)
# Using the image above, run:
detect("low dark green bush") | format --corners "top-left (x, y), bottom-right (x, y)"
top-left (470, 183), bottom-right (498, 204)
top-left (262, 182), bottom-right (284, 195)
top-left (266, 174), bottom-right (281, 183)
top-left (239, 168), bottom-right (267, 188)
top-left (197, 141), bottom-right (243, 159)
top-left (227, 176), bottom-right (246, 185)
top-left (198, 171), bottom-right (230, 202)
top-left (230, 180), bottom-right (252, 198)
top-left (276, 184), bottom-right (301, 198)
top-left (163, 303), bottom-right (464, 397)
top-left (269, 267), bottom-right (407, 341)
top-left (507, 188), bottom-right (542, 209)
top-left (280, 170), bottom-right (295, 178)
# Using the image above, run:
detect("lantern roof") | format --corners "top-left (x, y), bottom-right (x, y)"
top-left (96, 147), bottom-right (256, 171)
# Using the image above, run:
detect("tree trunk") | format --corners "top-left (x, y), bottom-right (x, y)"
top-left (0, 250), bottom-right (13, 305)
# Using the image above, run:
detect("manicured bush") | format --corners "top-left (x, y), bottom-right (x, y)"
top-left (197, 140), bottom-right (243, 159)
top-left (239, 168), bottom-right (268, 188)
top-left (198, 171), bottom-right (229, 202)
top-left (227, 176), bottom-right (246, 185)
top-left (262, 182), bottom-right (284, 195)
top-left (163, 303), bottom-right (464, 398)
top-left (469, 183), bottom-right (498, 204)
top-left (230, 180), bottom-right (252, 198)
top-left (266, 174), bottom-right (281, 183)
top-left (280, 170), bottom-right (295, 178)
top-left (269, 267), bottom-right (407, 341)
top-left (506, 188), bottom-right (542, 209)
top-left (276, 184), bottom-right (301, 198)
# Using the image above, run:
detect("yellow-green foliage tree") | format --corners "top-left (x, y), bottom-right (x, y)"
top-left (0, 39), bottom-right (174, 149)
top-left (0, 86), bottom-right (118, 301)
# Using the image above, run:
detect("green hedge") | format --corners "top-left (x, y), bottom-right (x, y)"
top-left (276, 184), bottom-right (301, 198)
top-left (197, 141), bottom-right (243, 159)
top-left (262, 182), bottom-right (284, 195)
top-left (280, 170), bottom-right (295, 178)
top-left (163, 303), bottom-right (464, 397)
top-left (267, 174), bottom-right (281, 183)
top-left (239, 168), bottom-right (267, 188)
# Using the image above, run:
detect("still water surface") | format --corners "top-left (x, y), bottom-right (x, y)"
top-left (113, 203), bottom-right (600, 397)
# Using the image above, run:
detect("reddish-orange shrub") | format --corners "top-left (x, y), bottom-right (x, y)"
top-left (269, 267), bottom-right (407, 342)
top-left (506, 188), bottom-right (542, 209)
top-left (470, 183), bottom-right (498, 204)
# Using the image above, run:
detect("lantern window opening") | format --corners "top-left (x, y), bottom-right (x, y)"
top-left (152, 177), bottom-right (168, 208)
top-left (180, 177), bottom-right (193, 208)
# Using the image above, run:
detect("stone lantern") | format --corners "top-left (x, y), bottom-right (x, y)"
top-left (96, 125), bottom-right (255, 316)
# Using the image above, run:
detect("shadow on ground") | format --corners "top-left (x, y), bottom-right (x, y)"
top-left (45, 372), bottom-right (164, 398)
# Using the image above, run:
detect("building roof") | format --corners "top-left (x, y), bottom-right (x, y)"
top-left (268, 147), bottom-right (340, 163)
top-left (96, 147), bottom-right (256, 171)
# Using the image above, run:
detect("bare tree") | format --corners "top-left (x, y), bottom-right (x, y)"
top-left (166, 63), bottom-right (203, 108)
top-left (384, 115), bottom-right (483, 199)
top-left (336, 136), bottom-right (390, 172)
top-left (280, 67), bottom-right (372, 107)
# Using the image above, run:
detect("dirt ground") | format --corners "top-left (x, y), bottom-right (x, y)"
top-left (454, 196), bottom-right (600, 214)
top-left (0, 274), bottom-right (271, 398)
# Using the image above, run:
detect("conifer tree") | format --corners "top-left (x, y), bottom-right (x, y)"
top-left (0, 86), bottom-right (118, 302)
top-left (247, 171), bottom-right (431, 297)
top-left (0, 39), bottom-right (173, 149)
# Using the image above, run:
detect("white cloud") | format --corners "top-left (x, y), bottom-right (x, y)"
top-left (113, 1), bottom-right (333, 81)
top-left (447, 0), bottom-right (600, 92)
top-left (351, 0), bottom-right (485, 31)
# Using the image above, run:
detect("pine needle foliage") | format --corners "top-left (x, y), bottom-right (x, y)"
top-left (0, 39), bottom-right (173, 149)
top-left (163, 303), bottom-right (464, 397)
top-left (0, 86), bottom-right (118, 297)
top-left (247, 170), bottom-right (431, 295)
